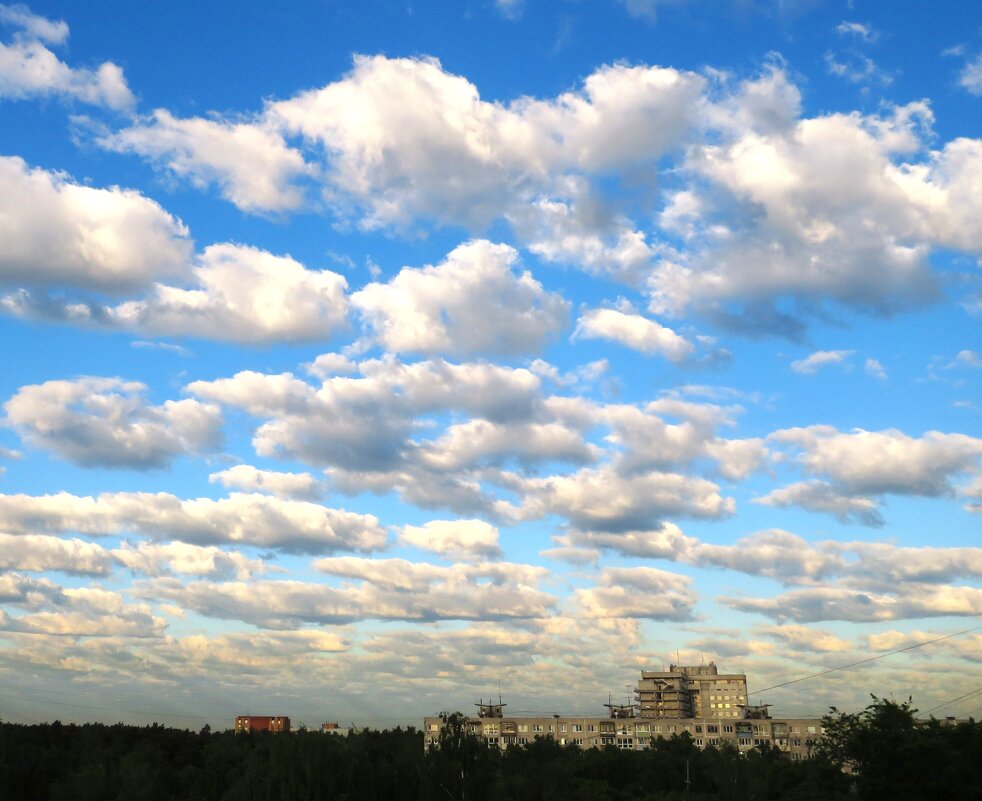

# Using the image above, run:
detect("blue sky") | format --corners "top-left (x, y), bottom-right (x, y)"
top-left (0, 0), bottom-right (981, 729)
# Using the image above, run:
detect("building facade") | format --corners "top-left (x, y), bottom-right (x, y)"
top-left (234, 715), bottom-right (291, 733)
top-left (423, 664), bottom-right (823, 759)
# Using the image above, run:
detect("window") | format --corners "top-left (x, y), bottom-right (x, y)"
top-left (695, 738), bottom-right (703, 746)
top-left (723, 725), bottom-right (734, 733)
top-left (518, 724), bottom-right (528, 733)
top-left (707, 725), bottom-right (719, 733)
top-left (559, 724), bottom-right (567, 733)
top-left (428, 724), bottom-right (439, 732)
top-left (572, 724), bottom-right (582, 732)
top-left (668, 725), bottom-right (676, 733)
top-left (695, 725), bottom-right (702, 733)
top-left (807, 726), bottom-right (817, 734)
top-left (588, 724), bottom-right (597, 732)
top-left (533, 724), bottom-right (543, 733)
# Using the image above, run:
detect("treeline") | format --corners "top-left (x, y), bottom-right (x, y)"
top-left (0, 698), bottom-right (980, 800)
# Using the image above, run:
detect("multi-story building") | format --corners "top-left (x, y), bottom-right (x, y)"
top-left (234, 715), bottom-right (291, 733)
top-left (423, 665), bottom-right (823, 759)
top-left (636, 662), bottom-right (749, 719)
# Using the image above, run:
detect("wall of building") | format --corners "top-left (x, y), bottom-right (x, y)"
top-left (422, 714), bottom-right (824, 759)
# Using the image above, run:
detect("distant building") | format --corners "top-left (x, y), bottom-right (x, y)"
top-left (321, 722), bottom-right (352, 736)
top-left (423, 664), bottom-right (823, 758)
top-left (234, 715), bottom-right (291, 733)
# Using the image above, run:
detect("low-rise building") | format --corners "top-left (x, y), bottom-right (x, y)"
top-left (423, 664), bottom-right (823, 758)
top-left (234, 715), bottom-right (291, 733)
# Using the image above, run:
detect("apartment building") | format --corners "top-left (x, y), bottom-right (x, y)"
top-left (234, 715), bottom-right (291, 733)
top-left (637, 662), bottom-right (749, 719)
top-left (423, 664), bottom-right (824, 758)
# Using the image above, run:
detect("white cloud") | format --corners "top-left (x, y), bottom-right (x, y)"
top-left (723, 585), bottom-right (982, 623)
top-left (101, 110), bottom-right (312, 213)
top-left (515, 464), bottom-right (734, 531)
top-left (769, 425), bottom-right (982, 498)
top-left (575, 566), bottom-right (697, 620)
top-left (753, 480), bottom-right (884, 526)
top-left (648, 96), bottom-right (967, 332)
top-left (790, 350), bottom-right (854, 375)
top-left (266, 55), bottom-right (703, 229)
top-left (0, 532), bottom-right (111, 575)
top-left (208, 465), bottom-right (323, 501)
top-left (400, 519), bottom-right (502, 560)
top-left (106, 244), bottom-right (349, 344)
top-left (573, 307), bottom-right (693, 361)
top-left (865, 357), bottom-right (887, 379)
top-left (5, 244), bottom-right (350, 344)
top-left (0, 585), bottom-right (165, 638)
top-left (112, 541), bottom-right (265, 580)
top-left (352, 240), bottom-right (568, 356)
top-left (835, 21), bottom-right (877, 42)
top-left (0, 5), bottom-right (133, 109)
top-left (0, 4), bottom-right (68, 44)
top-left (0, 490), bottom-right (388, 554)
top-left (0, 157), bottom-right (191, 292)
top-left (4, 377), bottom-right (221, 469)
top-left (958, 54), bottom-right (982, 96)
top-left (143, 558), bottom-right (554, 627)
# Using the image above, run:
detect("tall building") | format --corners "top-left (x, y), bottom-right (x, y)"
top-left (636, 662), bottom-right (749, 719)
top-left (234, 715), bottom-right (291, 733)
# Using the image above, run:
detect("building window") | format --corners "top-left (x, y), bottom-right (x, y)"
top-left (572, 724), bottom-right (583, 732)
top-left (723, 725), bottom-right (734, 733)
top-left (560, 724), bottom-right (567, 732)
top-left (518, 724), bottom-right (528, 732)
top-left (533, 724), bottom-right (543, 733)
top-left (695, 725), bottom-right (703, 733)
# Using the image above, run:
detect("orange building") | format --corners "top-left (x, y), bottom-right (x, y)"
top-left (234, 715), bottom-right (291, 733)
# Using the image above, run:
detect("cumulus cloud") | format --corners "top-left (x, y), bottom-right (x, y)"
top-left (265, 55), bottom-right (703, 229)
top-left (769, 426), bottom-right (982, 499)
top-left (352, 240), bottom-right (568, 356)
top-left (0, 532), bottom-right (111, 575)
top-left (575, 566), bottom-right (698, 620)
top-left (753, 480), bottom-right (884, 526)
top-left (723, 585), bottom-right (982, 623)
top-left (0, 4), bottom-right (133, 108)
top-left (5, 243), bottom-right (351, 344)
top-left (515, 464), bottom-right (734, 531)
top-left (100, 110), bottom-right (312, 213)
top-left (188, 358), bottom-right (550, 504)
top-left (648, 89), bottom-right (982, 333)
top-left (0, 157), bottom-right (191, 292)
top-left (573, 307), bottom-right (693, 361)
top-left (0, 491), bottom-right (387, 554)
top-left (790, 350), bottom-right (854, 375)
top-left (208, 465), bottom-right (323, 501)
top-left (143, 558), bottom-right (554, 627)
top-left (107, 244), bottom-right (348, 344)
top-left (112, 541), bottom-right (265, 580)
top-left (0, 585), bottom-right (165, 638)
top-left (400, 519), bottom-right (502, 560)
top-left (4, 377), bottom-right (222, 469)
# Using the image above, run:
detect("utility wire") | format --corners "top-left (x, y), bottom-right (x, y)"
top-left (749, 623), bottom-right (982, 696)
top-left (923, 686), bottom-right (982, 716)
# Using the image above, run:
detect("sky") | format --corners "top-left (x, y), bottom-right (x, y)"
top-left (0, 0), bottom-right (981, 731)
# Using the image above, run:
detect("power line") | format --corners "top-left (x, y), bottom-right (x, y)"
top-left (923, 686), bottom-right (982, 716)
top-left (748, 623), bottom-right (982, 696)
